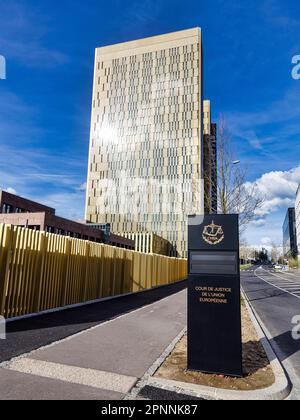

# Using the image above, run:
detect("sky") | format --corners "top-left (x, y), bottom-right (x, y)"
top-left (0, 0), bottom-right (300, 249)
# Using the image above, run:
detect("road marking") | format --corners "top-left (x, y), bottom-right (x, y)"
top-left (5, 358), bottom-right (137, 394)
top-left (254, 268), bottom-right (300, 300)
top-left (263, 280), bottom-right (300, 288)
top-left (281, 271), bottom-right (300, 278)
top-left (266, 272), bottom-right (298, 283)
top-left (269, 283), bottom-right (300, 289)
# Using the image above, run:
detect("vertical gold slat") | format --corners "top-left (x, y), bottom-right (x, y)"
top-left (0, 225), bottom-right (13, 317)
top-left (1, 224), bottom-right (188, 319)
top-left (9, 227), bottom-right (24, 318)
top-left (61, 237), bottom-right (71, 307)
top-left (33, 231), bottom-right (47, 313)
top-left (83, 242), bottom-right (90, 302)
top-left (97, 244), bottom-right (104, 298)
top-left (17, 227), bottom-right (31, 316)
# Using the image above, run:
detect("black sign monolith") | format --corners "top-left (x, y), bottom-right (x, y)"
top-left (188, 214), bottom-right (243, 377)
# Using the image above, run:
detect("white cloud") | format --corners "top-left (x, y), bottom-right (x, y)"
top-left (77, 183), bottom-right (87, 192)
top-left (261, 237), bottom-right (273, 246)
top-left (256, 197), bottom-right (295, 217)
top-left (246, 165), bottom-right (300, 217)
top-left (250, 218), bottom-right (266, 227)
top-left (5, 187), bottom-right (17, 195)
top-left (37, 191), bottom-right (86, 221)
top-left (244, 165), bottom-right (300, 249)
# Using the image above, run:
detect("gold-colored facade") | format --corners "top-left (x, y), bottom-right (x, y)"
top-left (85, 28), bottom-right (204, 258)
top-left (203, 99), bottom-right (211, 136)
top-left (118, 232), bottom-right (172, 256)
top-left (203, 100), bottom-right (217, 214)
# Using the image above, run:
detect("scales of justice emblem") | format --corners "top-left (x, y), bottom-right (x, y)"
top-left (202, 220), bottom-right (225, 245)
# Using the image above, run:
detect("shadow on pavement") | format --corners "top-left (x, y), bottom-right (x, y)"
top-left (247, 290), bottom-right (288, 302)
top-left (270, 330), bottom-right (300, 362)
top-left (0, 280), bottom-right (187, 364)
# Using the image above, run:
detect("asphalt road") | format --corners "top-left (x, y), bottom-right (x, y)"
top-left (241, 266), bottom-right (300, 399)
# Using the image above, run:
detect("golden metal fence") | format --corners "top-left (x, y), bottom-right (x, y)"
top-left (0, 224), bottom-right (187, 319)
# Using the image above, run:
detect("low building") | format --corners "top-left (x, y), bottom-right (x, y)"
top-left (118, 232), bottom-right (173, 256)
top-left (84, 223), bottom-right (135, 249)
top-left (296, 185), bottom-right (300, 262)
top-left (0, 190), bottom-right (134, 249)
top-left (282, 207), bottom-right (298, 258)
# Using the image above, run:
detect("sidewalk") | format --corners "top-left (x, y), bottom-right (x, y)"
top-left (0, 285), bottom-right (187, 400)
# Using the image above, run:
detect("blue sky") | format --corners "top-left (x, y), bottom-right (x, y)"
top-left (0, 0), bottom-right (300, 248)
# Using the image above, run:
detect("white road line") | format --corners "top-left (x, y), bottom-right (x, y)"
top-left (281, 271), bottom-right (300, 278)
top-left (5, 358), bottom-right (137, 394)
top-left (260, 277), bottom-right (300, 287)
top-left (270, 282), bottom-right (300, 289)
top-left (260, 280), bottom-right (296, 287)
top-left (254, 269), bottom-right (300, 300)
top-left (266, 272), bottom-right (299, 283)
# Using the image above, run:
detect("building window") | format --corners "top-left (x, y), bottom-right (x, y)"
top-left (28, 226), bottom-right (40, 231)
top-left (46, 226), bottom-right (55, 234)
top-left (1, 204), bottom-right (13, 214)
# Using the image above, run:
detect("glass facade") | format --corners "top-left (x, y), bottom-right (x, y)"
top-left (296, 185), bottom-right (300, 262)
top-left (283, 208), bottom-right (298, 258)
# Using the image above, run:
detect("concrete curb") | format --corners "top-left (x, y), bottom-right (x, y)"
top-left (136, 291), bottom-right (291, 401)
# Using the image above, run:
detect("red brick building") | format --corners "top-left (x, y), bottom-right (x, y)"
top-left (0, 190), bottom-right (134, 249)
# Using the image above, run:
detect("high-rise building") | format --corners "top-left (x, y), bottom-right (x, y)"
top-left (295, 185), bottom-right (300, 262)
top-left (85, 28), bottom-right (205, 257)
top-left (282, 207), bottom-right (298, 258)
top-left (203, 100), bottom-right (217, 214)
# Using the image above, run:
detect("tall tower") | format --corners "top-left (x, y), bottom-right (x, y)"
top-left (203, 100), bottom-right (217, 214)
top-left (85, 28), bottom-right (204, 257)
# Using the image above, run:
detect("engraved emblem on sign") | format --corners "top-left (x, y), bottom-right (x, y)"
top-left (202, 221), bottom-right (225, 245)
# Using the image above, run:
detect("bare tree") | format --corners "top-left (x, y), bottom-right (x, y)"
top-left (271, 244), bottom-right (280, 263)
top-left (240, 237), bottom-right (258, 263)
top-left (271, 243), bottom-right (285, 264)
top-left (216, 116), bottom-right (264, 232)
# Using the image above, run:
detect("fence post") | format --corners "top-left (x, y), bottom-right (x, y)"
top-left (0, 225), bottom-right (13, 317)
top-left (33, 232), bottom-right (48, 313)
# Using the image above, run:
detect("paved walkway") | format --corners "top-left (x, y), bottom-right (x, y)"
top-left (0, 283), bottom-right (187, 400)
